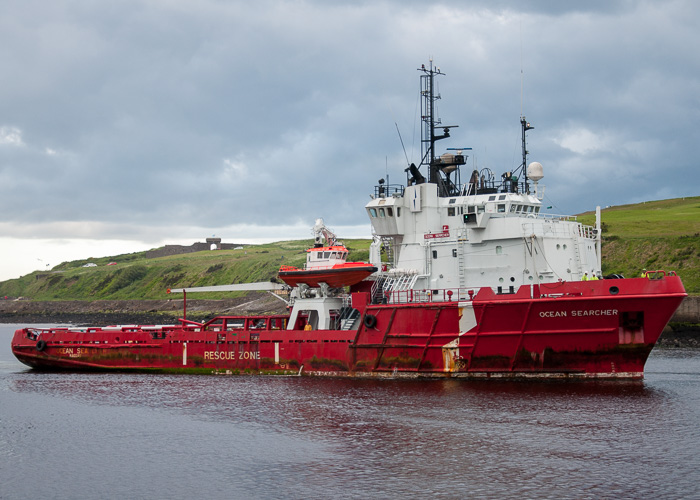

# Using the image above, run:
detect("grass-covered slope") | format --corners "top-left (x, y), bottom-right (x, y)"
top-left (578, 196), bottom-right (700, 293)
top-left (0, 239), bottom-right (372, 300)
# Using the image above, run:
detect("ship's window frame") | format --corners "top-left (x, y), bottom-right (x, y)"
top-left (387, 207), bottom-right (393, 217)
top-left (528, 206), bottom-right (534, 213)
top-left (510, 204), bottom-right (517, 213)
top-left (369, 208), bottom-right (377, 217)
top-left (432, 250), bottom-right (438, 259)
top-left (498, 204), bottom-right (506, 213)
top-left (448, 207), bottom-right (455, 216)
top-left (488, 195), bottom-right (496, 201)
top-left (477, 205), bottom-right (485, 214)
top-left (379, 208), bottom-right (385, 217)
top-left (449, 198), bottom-right (456, 204)
top-left (397, 207), bottom-right (401, 217)
top-left (499, 195), bottom-right (506, 201)
top-left (535, 206), bottom-right (540, 213)
top-left (496, 245), bottom-right (503, 255)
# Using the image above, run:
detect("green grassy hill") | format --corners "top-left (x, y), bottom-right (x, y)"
top-left (1, 195), bottom-right (698, 300)
top-left (0, 239), bottom-right (372, 301)
top-left (578, 196), bottom-right (700, 293)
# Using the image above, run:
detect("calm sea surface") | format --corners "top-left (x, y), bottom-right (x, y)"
top-left (1, 324), bottom-right (699, 500)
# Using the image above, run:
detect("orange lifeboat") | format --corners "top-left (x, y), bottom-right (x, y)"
top-left (278, 244), bottom-right (377, 288)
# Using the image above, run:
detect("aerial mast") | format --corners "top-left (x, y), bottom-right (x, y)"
top-left (417, 61), bottom-right (465, 197)
top-left (520, 116), bottom-right (534, 192)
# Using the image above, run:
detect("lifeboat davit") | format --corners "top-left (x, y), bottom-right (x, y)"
top-left (278, 244), bottom-right (377, 288)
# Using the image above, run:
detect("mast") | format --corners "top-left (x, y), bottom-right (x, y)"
top-left (520, 116), bottom-right (534, 192)
top-left (417, 61), bottom-right (465, 197)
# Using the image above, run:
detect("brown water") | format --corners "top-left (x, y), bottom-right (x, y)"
top-left (1, 324), bottom-right (699, 499)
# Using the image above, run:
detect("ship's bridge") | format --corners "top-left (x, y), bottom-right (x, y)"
top-left (366, 185), bottom-right (544, 238)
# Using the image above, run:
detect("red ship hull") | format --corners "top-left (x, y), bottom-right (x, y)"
top-left (278, 264), bottom-right (377, 288)
top-left (11, 275), bottom-right (686, 379)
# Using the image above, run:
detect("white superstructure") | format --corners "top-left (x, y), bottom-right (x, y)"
top-left (366, 61), bottom-right (601, 301)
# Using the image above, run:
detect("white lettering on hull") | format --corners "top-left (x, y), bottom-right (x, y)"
top-left (539, 309), bottom-right (618, 318)
top-left (204, 351), bottom-right (260, 361)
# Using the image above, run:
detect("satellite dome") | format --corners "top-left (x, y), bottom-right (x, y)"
top-left (527, 162), bottom-right (544, 182)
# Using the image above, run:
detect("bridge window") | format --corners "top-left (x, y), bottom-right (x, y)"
top-left (369, 208), bottom-right (377, 217)
top-left (448, 207), bottom-right (455, 216)
top-left (498, 204), bottom-right (506, 213)
top-left (387, 207), bottom-right (393, 216)
top-left (379, 208), bottom-right (385, 217)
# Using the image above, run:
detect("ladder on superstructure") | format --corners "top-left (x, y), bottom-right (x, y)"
top-left (381, 236), bottom-right (395, 267)
top-left (573, 224), bottom-right (586, 277)
top-left (456, 228), bottom-right (467, 290)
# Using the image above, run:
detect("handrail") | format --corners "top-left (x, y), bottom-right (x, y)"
top-left (387, 287), bottom-right (477, 304)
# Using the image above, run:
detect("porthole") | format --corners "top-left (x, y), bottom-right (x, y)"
top-left (609, 286), bottom-right (620, 295)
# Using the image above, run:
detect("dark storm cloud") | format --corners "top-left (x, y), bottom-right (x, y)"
top-left (1, 0), bottom-right (698, 242)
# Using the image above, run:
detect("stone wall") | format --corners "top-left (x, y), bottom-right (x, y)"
top-left (673, 295), bottom-right (700, 323)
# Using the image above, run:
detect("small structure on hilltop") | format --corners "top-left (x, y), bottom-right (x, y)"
top-left (146, 238), bottom-right (241, 258)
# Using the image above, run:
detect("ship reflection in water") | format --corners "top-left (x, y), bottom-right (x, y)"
top-left (2, 328), bottom-right (699, 499)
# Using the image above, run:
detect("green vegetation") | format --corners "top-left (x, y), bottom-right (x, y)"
top-left (1, 196), bottom-right (698, 300)
top-left (578, 196), bottom-right (700, 293)
top-left (0, 239), bottom-right (371, 300)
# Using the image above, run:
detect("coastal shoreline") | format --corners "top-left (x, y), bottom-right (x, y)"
top-left (0, 293), bottom-right (287, 326)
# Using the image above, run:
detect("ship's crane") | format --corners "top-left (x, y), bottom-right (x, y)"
top-left (312, 218), bottom-right (338, 247)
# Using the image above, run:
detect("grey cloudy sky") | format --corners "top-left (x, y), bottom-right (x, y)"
top-left (1, 0), bottom-right (698, 281)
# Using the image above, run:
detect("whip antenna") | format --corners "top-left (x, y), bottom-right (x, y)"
top-left (395, 121), bottom-right (410, 166)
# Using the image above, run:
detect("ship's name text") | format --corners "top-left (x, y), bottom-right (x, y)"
top-left (204, 351), bottom-right (260, 360)
top-left (59, 347), bottom-right (85, 358)
top-left (539, 309), bottom-right (618, 318)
